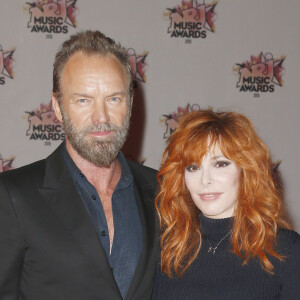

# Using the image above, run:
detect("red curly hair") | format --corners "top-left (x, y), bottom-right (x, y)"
top-left (156, 110), bottom-right (291, 277)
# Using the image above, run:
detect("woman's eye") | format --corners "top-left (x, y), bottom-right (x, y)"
top-left (186, 164), bottom-right (200, 172)
top-left (215, 161), bottom-right (230, 168)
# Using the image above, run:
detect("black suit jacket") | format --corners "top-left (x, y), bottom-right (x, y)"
top-left (0, 144), bottom-right (159, 300)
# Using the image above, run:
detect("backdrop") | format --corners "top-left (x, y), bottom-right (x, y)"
top-left (1, 0), bottom-right (300, 231)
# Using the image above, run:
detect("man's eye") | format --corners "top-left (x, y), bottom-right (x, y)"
top-left (186, 164), bottom-right (200, 172)
top-left (108, 97), bottom-right (121, 104)
top-left (215, 161), bottom-right (230, 168)
top-left (78, 98), bottom-right (88, 104)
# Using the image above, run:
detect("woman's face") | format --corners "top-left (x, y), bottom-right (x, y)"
top-left (184, 145), bottom-right (240, 219)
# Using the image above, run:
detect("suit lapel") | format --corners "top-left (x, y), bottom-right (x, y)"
top-left (39, 144), bottom-right (121, 295)
top-left (125, 162), bottom-right (159, 300)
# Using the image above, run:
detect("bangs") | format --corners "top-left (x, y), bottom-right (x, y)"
top-left (180, 128), bottom-right (222, 167)
top-left (167, 110), bottom-right (251, 172)
top-left (179, 126), bottom-right (243, 168)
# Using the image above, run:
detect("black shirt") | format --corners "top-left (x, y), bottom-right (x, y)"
top-left (63, 146), bottom-right (143, 299)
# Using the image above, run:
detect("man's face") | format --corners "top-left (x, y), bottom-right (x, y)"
top-left (53, 51), bottom-right (132, 167)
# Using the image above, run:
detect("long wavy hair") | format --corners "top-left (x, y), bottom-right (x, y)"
top-left (156, 110), bottom-right (291, 277)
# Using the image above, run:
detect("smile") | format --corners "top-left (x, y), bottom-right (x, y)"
top-left (199, 193), bottom-right (223, 201)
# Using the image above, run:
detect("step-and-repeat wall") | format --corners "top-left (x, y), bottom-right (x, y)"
top-left (1, 0), bottom-right (300, 231)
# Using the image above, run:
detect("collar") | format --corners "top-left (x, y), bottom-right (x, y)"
top-left (200, 213), bottom-right (233, 236)
top-left (62, 142), bottom-right (133, 191)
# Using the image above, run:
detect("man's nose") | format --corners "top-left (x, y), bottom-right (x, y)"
top-left (91, 100), bottom-right (110, 124)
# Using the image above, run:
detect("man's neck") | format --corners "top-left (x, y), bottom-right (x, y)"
top-left (65, 140), bottom-right (121, 251)
top-left (65, 140), bottom-right (121, 191)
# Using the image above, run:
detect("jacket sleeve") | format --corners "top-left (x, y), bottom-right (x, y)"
top-left (0, 178), bottom-right (24, 299)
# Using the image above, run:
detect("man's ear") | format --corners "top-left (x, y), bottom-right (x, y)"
top-left (129, 96), bottom-right (133, 117)
top-left (52, 93), bottom-right (63, 122)
top-left (130, 96), bottom-right (133, 107)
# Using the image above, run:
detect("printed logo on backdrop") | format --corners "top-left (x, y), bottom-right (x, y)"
top-left (0, 45), bottom-right (15, 85)
top-left (128, 48), bottom-right (148, 87)
top-left (234, 52), bottom-right (285, 97)
top-left (25, 0), bottom-right (78, 37)
top-left (0, 154), bottom-right (15, 173)
top-left (161, 103), bottom-right (201, 139)
top-left (25, 102), bottom-right (65, 145)
top-left (165, 0), bottom-right (217, 43)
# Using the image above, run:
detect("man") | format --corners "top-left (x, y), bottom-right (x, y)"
top-left (0, 30), bottom-right (158, 300)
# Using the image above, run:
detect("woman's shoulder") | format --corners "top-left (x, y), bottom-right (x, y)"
top-left (274, 228), bottom-right (300, 296)
top-left (276, 228), bottom-right (300, 255)
top-left (278, 228), bottom-right (300, 240)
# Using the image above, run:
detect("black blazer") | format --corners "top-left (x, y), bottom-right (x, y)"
top-left (0, 144), bottom-right (159, 300)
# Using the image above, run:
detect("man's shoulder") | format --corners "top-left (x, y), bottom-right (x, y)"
top-left (126, 160), bottom-right (157, 178)
top-left (0, 144), bottom-right (64, 187)
top-left (126, 160), bottom-right (158, 190)
top-left (0, 158), bottom-right (46, 186)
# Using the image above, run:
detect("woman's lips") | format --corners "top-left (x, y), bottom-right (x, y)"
top-left (199, 193), bottom-right (223, 201)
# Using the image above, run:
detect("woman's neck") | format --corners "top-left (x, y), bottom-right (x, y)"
top-left (200, 213), bottom-right (233, 236)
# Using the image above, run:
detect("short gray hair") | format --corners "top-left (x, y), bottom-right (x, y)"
top-left (52, 30), bottom-right (133, 103)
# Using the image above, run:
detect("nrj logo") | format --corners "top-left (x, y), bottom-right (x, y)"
top-left (161, 103), bottom-right (201, 139)
top-left (0, 154), bottom-right (15, 173)
top-left (0, 45), bottom-right (15, 85)
top-left (25, 102), bottom-right (65, 141)
top-left (165, 0), bottom-right (217, 39)
top-left (128, 48), bottom-right (148, 83)
top-left (26, 0), bottom-right (78, 34)
top-left (234, 52), bottom-right (285, 93)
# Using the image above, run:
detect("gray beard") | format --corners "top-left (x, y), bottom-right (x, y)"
top-left (62, 111), bottom-right (130, 168)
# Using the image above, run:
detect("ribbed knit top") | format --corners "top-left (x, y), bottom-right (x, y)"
top-left (151, 214), bottom-right (300, 300)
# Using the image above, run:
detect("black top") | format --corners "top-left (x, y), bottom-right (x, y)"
top-left (152, 214), bottom-right (300, 300)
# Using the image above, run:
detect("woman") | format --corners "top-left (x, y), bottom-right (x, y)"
top-left (152, 110), bottom-right (300, 299)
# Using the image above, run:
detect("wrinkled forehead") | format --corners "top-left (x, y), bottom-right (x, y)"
top-left (60, 51), bottom-right (131, 97)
